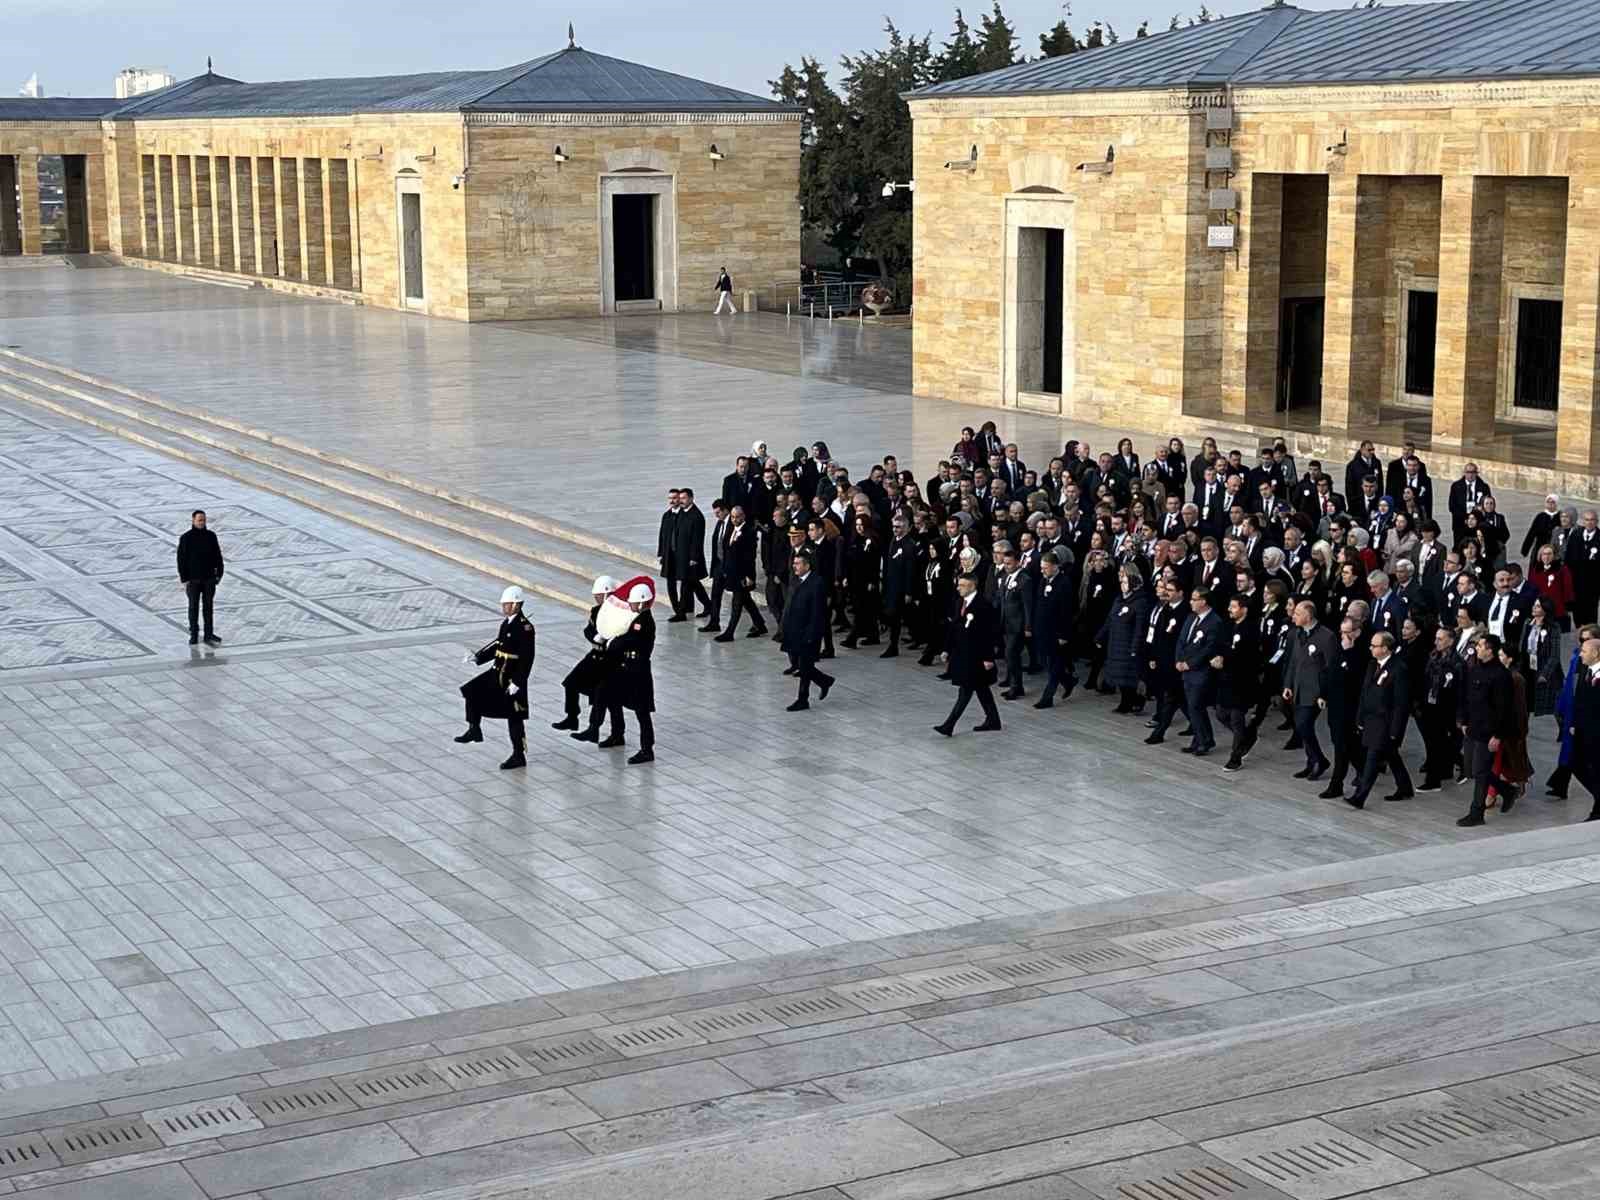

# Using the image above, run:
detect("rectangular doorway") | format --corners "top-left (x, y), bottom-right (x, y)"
top-left (612, 194), bottom-right (655, 303)
top-left (1515, 297), bottom-right (1562, 412)
top-left (61, 156), bottom-right (88, 252)
top-left (400, 191), bottom-right (423, 303)
top-left (1276, 297), bottom-right (1324, 413)
top-left (0, 156), bottom-right (19, 255)
top-left (1403, 289), bottom-right (1437, 398)
top-left (1041, 227), bottom-right (1065, 394)
top-left (1015, 224), bottom-right (1065, 398)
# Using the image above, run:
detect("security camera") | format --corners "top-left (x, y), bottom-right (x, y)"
top-left (451, 174), bottom-right (463, 189)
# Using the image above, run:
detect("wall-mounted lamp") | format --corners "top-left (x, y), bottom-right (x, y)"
top-left (361, 144), bottom-right (385, 161)
top-left (1326, 129), bottom-right (1348, 155)
top-left (553, 145), bottom-right (568, 163)
top-left (415, 146), bottom-right (437, 162)
top-left (1076, 145), bottom-right (1115, 174)
top-left (943, 144), bottom-right (978, 172)
top-left (881, 180), bottom-right (915, 198)
top-left (708, 143), bottom-right (725, 161)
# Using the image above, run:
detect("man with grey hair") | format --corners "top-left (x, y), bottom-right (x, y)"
top-left (1345, 630), bottom-right (1414, 808)
top-left (1369, 569), bottom-right (1406, 637)
top-left (1572, 510), bottom-right (1600, 626)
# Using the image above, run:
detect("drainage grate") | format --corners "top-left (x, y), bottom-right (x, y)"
top-left (1492, 1081), bottom-right (1600, 1127)
top-left (338, 1066), bottom-right (452, 1108)
top-left (1115, 921), bottom-right (1276, 961)
top-left (1069, 1147), bottom-right (1285, 1200)
top-left (1371, 1109), bottom-right (1495, 1151)
top-left (242, 1081), bottom-right (358, 1126)
top-left (514, 1032), bottom-right (623, 1071)
top-left (1118, 1164), bottom-right (1256, 1198)
top-left (429, 1049), bottom-right (539, 1091)
top-left (1202, 1119), bottom-right (1426, 1197)
top-left (0, 1133), bottom-right (59, 1180)
top-left (1241, 1137), bottom-right (1375, 1183)
top-left (46, 1118), bottom-right (162, 1165)
top-left (981, 952), bottom-right (1082, 983)
top-left (1054, 944), bottom-right (1147, 971)
top-left (829, 978), bottom-right (938, 1013)
top-left (676, 1004), bottom-right (787, 1041)
top-left (596, 1018), bottom-right (706, 1058)
top-left (143, 1096), bottom-right (263, 1146)
top-left (901, 965), bottom-right (1010, 998)
top-left (1448, 1067), bottom-right (1600, 1141)
top-left (760, 990), bottom-right (866, 1028)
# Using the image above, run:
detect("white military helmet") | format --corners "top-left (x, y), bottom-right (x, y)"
top-left (499, 585), bottom-right (525, 605)
top-left (627, 583), bottom-right (653, 604)
top-left (592, 575), bottom-right (619, 596)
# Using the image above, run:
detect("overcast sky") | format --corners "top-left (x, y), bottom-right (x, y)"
top-left (8, 0), bottom-right (1425, 100)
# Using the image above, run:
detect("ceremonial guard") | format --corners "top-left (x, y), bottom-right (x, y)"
top-left (554, 576), bottom-right (620, 739)
top-left (583, 577), bottom-right (659, 764)
top-left (456, 585), bottom-right (537, 770)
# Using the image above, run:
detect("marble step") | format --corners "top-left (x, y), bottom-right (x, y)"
top-left (0, 369), bottom-right (612, 612)
top-left (0, 350), bottom-right (654, 594)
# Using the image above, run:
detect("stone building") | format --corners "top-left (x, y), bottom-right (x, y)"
top-left (906, 0), bottom-right (1600, 467)
top-left (0, 41), bottom-right (800, 321)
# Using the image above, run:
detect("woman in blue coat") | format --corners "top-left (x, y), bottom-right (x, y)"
top-left (1548, 620), bottom-right (1600, 798)
top-left (1098, 565), bottom-right (1151, 714)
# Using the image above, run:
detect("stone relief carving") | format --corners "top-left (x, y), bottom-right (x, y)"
top-left (495, 168), bottom-right (551, 256)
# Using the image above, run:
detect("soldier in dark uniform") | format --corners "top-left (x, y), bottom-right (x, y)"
top-left (586, 580), bottom-right (658, 764)
top-left (1032, 550), bottom-right (1077, 708)
top-left (554, 576), bottom-right (620, 738)
top-left (456, 585), bottom-right (537, 770)
top-left (934, 572), bottom-right (1002, 736)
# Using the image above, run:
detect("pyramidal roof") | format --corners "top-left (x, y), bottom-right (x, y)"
top-left (0, 45), bottom-right (789, 122)
top-left (910, 0), bottom-right (1600, 98)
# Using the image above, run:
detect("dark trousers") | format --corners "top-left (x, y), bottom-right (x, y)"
top-left (884, 605), bottom-right (905, 651)
top-left (705, 577), bottom-right (726, 625)
top-left (1150, 675), bottom-right (1186, 738)
top-left (1421, 711), bottom-right (1463, 784)
top-left (820, 595), bottom-right (836, 655)
top-left (185, 579), bottom-right (216, 636)
top-left (725, 583), bottom-right (766, 633)
top-left (1038, 638), bottom-right (1075, 700)
top-left (564, 686), bottom-right (618, 734)
top-left (667, 576), bottom-right (711, 617)
top-left (765, 577), bottom-right (786, 627)
top-left (1573, 756), bottom-right (1600, 816)
top-left (1329, 719), bottom-right (1359, 787)
top-left (847, 589), bottom-right (879, 643)
top-left (1353, 737), bottom-right (1414, 800)
top-left (592, 705), bottom-right (654, 749)
top-left (1294, 705), bottom-right (1328, 770)
top-left (790, 650), bottom-right (833, 702)
top-left (916, 601), bottom-right (945, 662)
top-left (1181, 675), bottom-right (1215, 749)
top-left (1250, 666), bottom-right (1285, 730)
top-left (1466, 736), bottom-right (1498, 817)
top-left (1222, 705), bottom-right (1252, 763)
top-left (465, 698), bottom-right (524, 751)
top-left (943, 684), bottom-right (1000, 729)
top-left (1547, 762), bottom-right (1572, 797)
top-left (1002, 630), bottom-right (1026, 691)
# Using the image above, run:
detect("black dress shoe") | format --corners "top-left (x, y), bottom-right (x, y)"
top-left (933, 724), bottom-right (953, 737)
top-left (1317, 784), bottom-right (1341, 799)
top-left (973, 721), bottom-right (1002, 732)
top-left (597, 735), bottom-right (626, 749)
top-left (1002, 690), bottom-right (1023, 701)
top-left (818, 678), bottom-right (833, 701)
top-left (627, 748), bottom-right (655, 764)
top-left (499, 752), bottom-right (526, 770)
top-left (1417, 781), bottom-right (1441, 793)
top-left (1344, 794), bottom-right (1366, 809)
top-left (1284, 738), bottom-right (1303, 751)
top-left (1586, 810), bottom-right (1600, 822)
top-left (1032, 698), bottom-right (1054, 710)
top-left (1306, 765), bottom-right (1328, 782)
top-left (1180, 745), bottom-right (1196, 755)
top-left (1502, 790), bottom-right (1518, 814)
top-left (916, 656), bottom-right (936, 667)
top-left (879, 648), bottom-right (899, 659)
top-left (1456, 814), bottom-right (1485, 827)
top-left (819, 650), bottom-right (835, 660)
top-left (204, 634), bottom-right (222, 644)
top-left (1062, 679), bottom-right (1078, 698)
top-left (1144, 734), bottom-right (1164, 745)
top-left (1383, 791), bottom-right (1414, 803)
top-left (936, 672), bottom-right (952, 681)
top-left (1222, 759), bottom-right (1242, 772)
top-left (697, 610), bottom-right (713, 620)
top-left (786, 700), bottom-right (810, 712)
top-left (453, 727), bottom-right (483, 743)
top-left (571, 729), bottom-right (599, 742)
top-left (841, 640), bottom-right (858, 650)
top-left (1178, 727), bottom-right (1194, 738)
top-left (782, 667), bottom-right (799, 676)
top-left (667, 613), bottom-right (689, 623)
top-left (188, 634), bottom-right (199, 645)
top-left (713, 633), bottom-right (734, 643)
top-left (1292, 766), bottom-right (1313, 779)
top-left (551, 715), bottom-right (579, 731)
top-left (1192, 747), bottom-right (1213, 758)
top-left (748, 627), bottom-right (768, 638)
top-left (699, 624), bottom-right (721, 634)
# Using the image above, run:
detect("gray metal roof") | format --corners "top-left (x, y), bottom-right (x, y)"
top-left (0, 97), bottom-right (121, 121)
top-left (909, 0), bottom-right (1600, 98)
top-left (81, 46), bottom-right (787, 120)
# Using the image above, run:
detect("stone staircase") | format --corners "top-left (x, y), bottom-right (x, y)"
top-left (0, 349), bottom-right (653, 611)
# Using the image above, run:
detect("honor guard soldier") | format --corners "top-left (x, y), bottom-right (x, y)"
top-left (582, 577), bottom-right (659, 764)
top-left (456, 585), bottom-right (537, 769)
top-left (554, 576), bottom-right (621, 740)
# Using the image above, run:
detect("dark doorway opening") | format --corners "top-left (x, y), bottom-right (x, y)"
top-left (0, 156), bottom-right (19, 255)
top-left (1404, 289), bottom-right (1437, 397)
top-left (1276, 297), bottom-right (1324, 413)
top-left (613, 194), bottom-right (656, 303)
top-left (1515, 297), bottom-right (1562, 412)
top-left (1041, 227), bottom-right (1064, 394)
top-left (62, 155), bottom-right (88, 253)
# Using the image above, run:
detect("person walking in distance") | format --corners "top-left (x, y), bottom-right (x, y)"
top-left (935, 572), bottom-right (1003, 737)
top-left (456, 586), bottom-right (537, 770)
top-left (1456, 634), bottom-right (1515, 826)
top-left (781, 551), bottom-right (835, 711)
top-left (177, 509), bottom-right (225, 646)
top-left (713, 266), bottom-right (736, 315)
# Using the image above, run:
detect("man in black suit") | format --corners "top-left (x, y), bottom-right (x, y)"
top-left (1457, 634), bottom-right (1515, 826)
top-left (700, 500), bottom-right (732, 633)
top-left (1032, 552), bottom-right (1076, 708)
top-left (1369, 570), bottom-right (1408, 639)
top-left (997, 548), bottom-right (1034, 700)
top-left (1485, 568), bottom-right (1529, 654)
top-left (714, 506), bottom-right (768, 641)
top-left (1572, 510), bottom-right (1600, 627)
top-left (1345, 631), bottom-right (1414, 808)
top-left (664, 488), bottom-right (710, 622)
top-left (1195, 465), bottom-right (1227, 534)
top-left (721, 455), bottom-right (753, 510)
top-left (1175, 587), bottom-right (1224, 755)
top-left (1291, 460), bottom-right (1324, 522)
top-left (1344, 440), bottom-right (1382, 503)
top-left (1570, 636), bottom-right (1600, 822)
top-left (1448, 463), bottom-right (1491, 543)
top-left (1143, 578), bottom-right (1189, 745)
top-left (935, 573), bottom-right (1002, 736)
top-left (1388, 449), bottom-right (1433, 517)
top-left (1320, 614), bottom-right (1371, 800)
top-left (781, 552), bottom-right (834, 711)
top-left (881, 512), bottom-right (922, 659)
top-left (1284, 600), bottom-right (1337, 779)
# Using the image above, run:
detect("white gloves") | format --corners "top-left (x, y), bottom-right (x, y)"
top-left (506, 683), bottom-right (519, 696)
top-left (462, 651), bottom-right (475, 664)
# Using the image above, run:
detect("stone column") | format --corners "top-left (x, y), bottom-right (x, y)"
top-left (299, 157), bottom-right (326, 283)
top-left (84, 151), bottom-right (109, 252)
top-left (139, 154), bottom-right (158, 257)
top-left (17, 153), bottom-right (42, 255)
top-left (158, 154), bottom-right (178, 261)
top-left (235, 157), bottom-right (257, 273)
top-left (1558, 177), bottom-right (1600, 465)
top-left (0, 156), bottom-right (20, 254)
top-left (277, 157), bottom-right (301, 278)
top-left (1320, 172), bottom-right (1387, 429)
top-left (1221, 172), bottom-right (1282, 420)
top-left (256, 156), bottom-right (278, 275)
top-left (213, 156), bottom-right (235, 271)
top-left (192, 155), bottom-right (214, 266)
top-left (175, 154), bottom-right (196, 263)
top-left (319, 158), bottom-right (336, 285)
top-left (1432, 175), bottom-right (1504, 445)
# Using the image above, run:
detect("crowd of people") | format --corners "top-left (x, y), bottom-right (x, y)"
top-left (652, 425), bottom-right (1600, 827)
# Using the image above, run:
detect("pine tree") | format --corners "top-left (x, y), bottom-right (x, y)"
top-left (1039, 19), bottom-right (1080, 57)
top-left (935, 9), bottom-right (980, 82)
top-left (1084, 21), bottom-right (1105, 48)
top-left (976, 2), bottom-right (1019, 73)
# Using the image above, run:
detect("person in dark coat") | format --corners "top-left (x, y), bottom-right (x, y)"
top-left (1547, 622), bottom-right (1600, 799)
top-left (701, 500), bottom-right (732, 633)
top-left (1418, 626), bottom-right (1464, 791)
top-left (935, 573), bottom-right (1002, 736)
top-left (881, 513), bottom-right (923, 659)
top-left (1344, 631), bottom-right (1414, 807)
top-left (552, 577), bottom-right (621, 739)
top-left (1216, 594), bottom-right (1261, 770)
top-left (1077, 551), bottom-right (1117, 692)
top-left (714, 506), bottom-right (767, 640)
top-left (1143, 578), bottom-right (1189, 745)
top-left (457, 585), bottom-right (537, 770)
top-left (1098, 566), bottom-right (1151, 713)
top-left (664, 489), bottom-right (710, 621)
top-left (781, 551), bottom-right (834, 711)
top-left (1569, 635), bottom-right (1600, 821)
top-left (1032, 552), bottom-right (1077, 708)
top-left (842, 513), bottom-right (883, 649)
top-left (1176, 587), bottom-right (1224, 755)
top-left (587, 581), bottom-right (657, 764)
top-left (177, 509), bottom-right (226, 645)
top-left (763, 509), bottom-right (794, 632)
top-left (1283, 599), bottom-right (1337, 779)
top-left (1569, 511), bottom-right (1600, 627)
top-left (997, 548), bottom-right (1035, 700)
top-left (1456, 634), bottom-right (1515, 825)
top-left (1447, 464), bottom-right (1491, 544)
top-left (1320, 614), bottom-right (1370, 799)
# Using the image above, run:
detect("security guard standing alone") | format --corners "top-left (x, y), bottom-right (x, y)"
top-left (457, 585), bottom-right (537, 770)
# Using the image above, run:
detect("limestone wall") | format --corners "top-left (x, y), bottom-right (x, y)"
top-left (462, 118), bottom-right (800, 320)
top-left (0, 120), bottom-right (111, 252)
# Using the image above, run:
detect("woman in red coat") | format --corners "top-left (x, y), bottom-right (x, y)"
top-left (1531, 542), bottom-right (1576, 630)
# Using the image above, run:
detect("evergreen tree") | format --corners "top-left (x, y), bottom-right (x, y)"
top-left (976, 2), bottom-right (1020, 72)
top-left (1084, 21), bottom-right (1105, 48)
top-left (935, 9), bottom-right (980, 82)
top-left (1039, 19), bottom-right (1080, 57)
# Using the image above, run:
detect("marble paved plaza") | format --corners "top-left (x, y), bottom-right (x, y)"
top-left (0, 262), bottom-right (1597, 1198)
